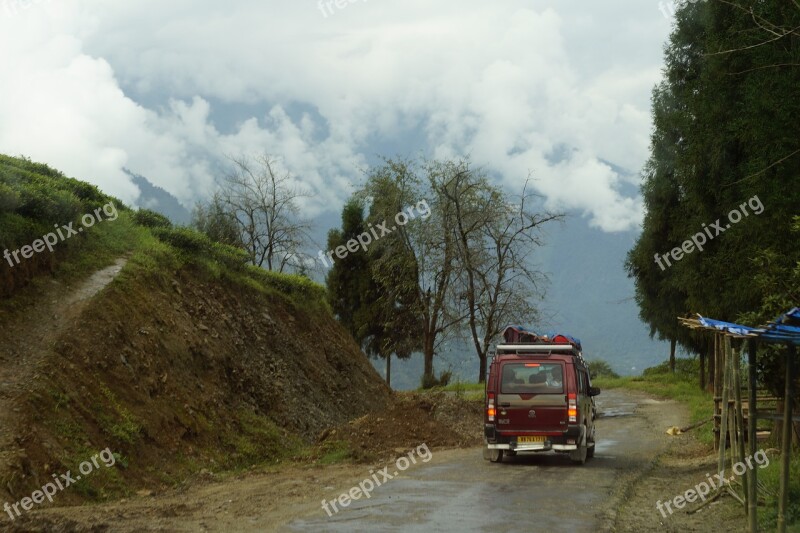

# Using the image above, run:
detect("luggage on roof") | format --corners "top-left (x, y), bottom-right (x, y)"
top-left (501, 325), bottom-right (582, 351)
top-left (502, 325), bottom-right (540, 343)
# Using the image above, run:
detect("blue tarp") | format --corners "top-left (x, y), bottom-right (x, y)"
top-left (544, 332), bottom-right (583, 351)
top-left (697, 307), bottom-right (800, 346)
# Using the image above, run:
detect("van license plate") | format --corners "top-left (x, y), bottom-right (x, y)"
top-left (517, 436), bottom-right (545, 443)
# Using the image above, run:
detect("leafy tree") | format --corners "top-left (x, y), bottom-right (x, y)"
top-left (191, 192), bottom-right (241, 247)
top-left (629, 0), bottom-right (800, 392)
top-left (325, 198), bottom-right (419, 385)
top-left (361, 158), bottom-right (461, 386)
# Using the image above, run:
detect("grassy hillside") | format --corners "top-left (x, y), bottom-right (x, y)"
top-left (0, 155), bottom-right (391, 504)
top-left (0, 155), bottom-right (139, 299)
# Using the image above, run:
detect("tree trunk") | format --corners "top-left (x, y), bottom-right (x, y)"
top-left (423, 334), bottom-right (435, 385)
top-left (669, 338), bottom-right (676, 373)
top-left (385, 353), bottom-right (391, 387)
top-left (478, 350), bottom-right (487, 383)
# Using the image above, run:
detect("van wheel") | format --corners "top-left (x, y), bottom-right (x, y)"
top-left (587, 426), bottom-right (596, 459)
top-left (570, 425), bottom-right (588, 465)
top-left (488, 449), bottom-right (504, 463)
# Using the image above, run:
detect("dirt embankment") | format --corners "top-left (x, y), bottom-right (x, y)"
top-left (320, 391), bottom-right (484, 461)
top-left (7, 391), bottom-right (484, 533)
top-left (0, 260), bottom-right (392, 507)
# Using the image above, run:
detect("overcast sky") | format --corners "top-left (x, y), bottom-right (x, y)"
top-left (0, 0), bottom-right (675, 232)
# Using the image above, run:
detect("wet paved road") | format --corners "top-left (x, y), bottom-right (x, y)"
top-left (287, 390), bottom-right (679, 533)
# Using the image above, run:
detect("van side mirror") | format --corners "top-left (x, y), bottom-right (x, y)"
top-left (589, 387), bottom-right (601, 397)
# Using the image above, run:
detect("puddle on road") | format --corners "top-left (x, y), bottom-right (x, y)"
top-left (597, 408), bottom-right (635, 418)
top-left (593, 439), bottom-right (619, 453)
top-left (594, 391), bottom-right (642, 419)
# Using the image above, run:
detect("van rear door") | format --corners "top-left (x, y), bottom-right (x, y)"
top-left (497, 362), bottom-right (567, 433)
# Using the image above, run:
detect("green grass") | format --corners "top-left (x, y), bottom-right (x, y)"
top-left (97, 385), bottom-right (143, 446)
top-left (314, 440), bottom-right (355, 465)
top-left (438, 381), bottom-right (485, 392)
top-left (757, 453), bottom-right (800, 530)
top-left (422, 380), bottom-right (485, 401)
top-left (221, 409), bottom-right (306, 470)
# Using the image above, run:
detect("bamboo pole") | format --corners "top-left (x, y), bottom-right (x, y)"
top-left (746, 340), bottom-right (758, 533)
top-left (777, 344), bottom-right (796, 533)
top-left (718, 336), bottom-right (732, 478)
top-left (732, 343), bottom-right (748, 504)
top-left (711, 333), bottom-right (723, 450)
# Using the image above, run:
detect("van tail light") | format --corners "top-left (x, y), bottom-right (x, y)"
top-left (487, 393), bottom-right (495, 422)
top-left (568, 393), bottom-right (577, 422)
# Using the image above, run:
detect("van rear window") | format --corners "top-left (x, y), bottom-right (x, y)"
top-left (500, 363), bottom-right (564, 394)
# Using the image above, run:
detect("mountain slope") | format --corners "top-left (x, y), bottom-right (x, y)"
top-left (0, 155), bottom-right (391, 505)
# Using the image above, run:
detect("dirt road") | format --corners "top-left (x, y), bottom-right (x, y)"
top-left (13, 389), bottom-right (689, 532)
top-left (285, 389), bottom-right (683, 532)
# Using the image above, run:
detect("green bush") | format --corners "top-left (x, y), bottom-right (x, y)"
top-left (16, 157), bottom-right (65, 181)
top-left (210, 242), bottom-right (249, 270)
top-left (61, 177), bottom-right (108, 206)
top-left (152, 227), bottom-right (211, 254)
top-left (0, 213), bottom-right (40, 248)
top-left (0, 183), bottom-right (20, 213)
top-left (253, 268), bottom-right (327, 303)
top-left (17, 183), bottom-right (82, 222)
top-left (421, 370), bottom-right (452, 389)
top-left (132, 209), bottom-right (173, 229)
top-left (588, 359), bottom-right (619, 380)
top-left (643, 357), bottom-right (700, 379)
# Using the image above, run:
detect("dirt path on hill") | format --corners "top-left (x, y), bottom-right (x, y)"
top-left (0, 258), bottom-right (128, 502)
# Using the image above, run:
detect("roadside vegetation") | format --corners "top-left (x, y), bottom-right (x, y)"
top-left (595, 358), bottom-right (715, 446)
top-left (597, 358), bottom-right (800, 530)
top-left (427, 380), bottom-right (484, 402)
top-left (0, 154), bottom-right (327, 312)
top-left (624, 0), bottom-right (799, 400)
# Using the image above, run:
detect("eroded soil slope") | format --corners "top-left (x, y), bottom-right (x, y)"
top-left (0, 260), bottom-right (391, 506)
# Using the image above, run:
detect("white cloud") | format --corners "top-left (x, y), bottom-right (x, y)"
top-left (0, 0), bottom-right (670, 230)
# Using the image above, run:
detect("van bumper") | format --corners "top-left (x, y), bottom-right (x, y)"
top-left (485, 424), bottom-right (581, 452)
top-left (486, 442), bottom-right (578, 452)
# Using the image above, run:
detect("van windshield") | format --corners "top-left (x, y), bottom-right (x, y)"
top-left (500, 363), bottom-right (564, 394)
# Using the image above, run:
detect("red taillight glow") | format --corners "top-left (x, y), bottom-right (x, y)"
top-left (568, 394), bottom-right (577, 422)
top-left (487, 394), bottom-right (496, 422)
top-left (524, 363), bottom-right (540, 367)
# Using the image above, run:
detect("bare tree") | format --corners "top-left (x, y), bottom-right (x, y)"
top-left (217, 154), bottom-right (313, 272)
top-left (442, 166), bottom-right (563, 383)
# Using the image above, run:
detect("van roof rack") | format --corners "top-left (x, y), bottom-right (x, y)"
top-left (501, 326), bottom-right (582, 351)
top-left (494, 342), bottom-right (588, 366)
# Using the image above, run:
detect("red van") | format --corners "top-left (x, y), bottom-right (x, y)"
top-left (483, 338), bottom-right (600, 464)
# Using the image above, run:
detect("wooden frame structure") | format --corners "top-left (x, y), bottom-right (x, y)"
top-left (680, 311), bottom-right (798, 533)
